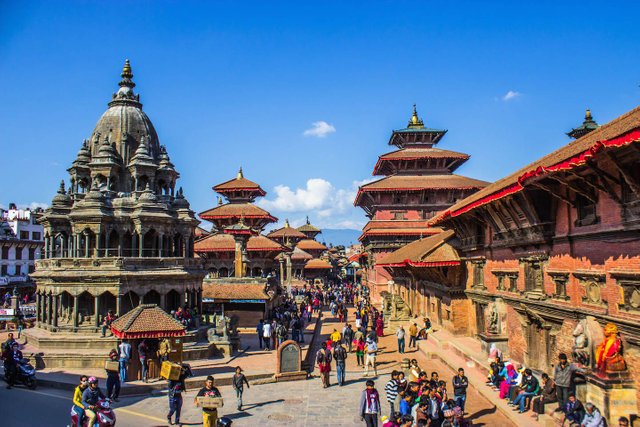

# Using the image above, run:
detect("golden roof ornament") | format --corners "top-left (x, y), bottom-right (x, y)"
top-left (237, 167), bottom-right (244, 179)
top-left (285, 219), bottom-right (290, 228)
top-left (407, 104), bottom-right (425, 129)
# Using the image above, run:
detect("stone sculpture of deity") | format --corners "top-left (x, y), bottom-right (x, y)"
top-left (595, 323), bottom-right (627, 375)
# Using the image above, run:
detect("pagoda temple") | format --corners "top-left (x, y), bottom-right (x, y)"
top-left (194, 169), bottom-right (285, 325)
top-left (354, 105), bottom-right (488, 304)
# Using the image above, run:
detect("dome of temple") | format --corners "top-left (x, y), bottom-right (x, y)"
top-left (51, 181), bottom-right (72, 206)
top-left (89, 60), bottom-right (160, 163)
top-left (138, 183), bottom-right (158, 202)
top-left (73, 140), bottom-right (91, 165)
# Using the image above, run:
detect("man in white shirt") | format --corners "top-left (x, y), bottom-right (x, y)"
top-left (262, 321), bottom-right (272, 350)
top-left (364, 339), bottom-right (378, 377)
top-left (118, 340), bottom-right (132, 382)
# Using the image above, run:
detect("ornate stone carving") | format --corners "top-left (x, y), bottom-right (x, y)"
top-left (595, 323), bottom-right (627, 376)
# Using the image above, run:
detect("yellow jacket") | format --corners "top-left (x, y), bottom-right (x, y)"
top-left (73, 385), bottom-right (85, 408)
top-left (330, 331), bottom-right (341, 342)
top-left (409, 324), bottom-right (418, 336)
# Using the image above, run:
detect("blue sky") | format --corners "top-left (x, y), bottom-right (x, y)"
top-left (1, 1), bottom-right (639, 232)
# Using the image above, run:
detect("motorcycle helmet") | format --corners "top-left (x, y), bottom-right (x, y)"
top-left (217, 417), bottom-right (233, 427)
top-left (88, 376), bottom-right (98, 384)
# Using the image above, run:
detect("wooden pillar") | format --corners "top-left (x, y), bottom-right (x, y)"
top-left (72, 294), bottom-right (79, 329)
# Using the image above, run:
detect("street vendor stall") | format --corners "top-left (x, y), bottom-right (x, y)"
top-left (110, 304), bottom-right (186, 381)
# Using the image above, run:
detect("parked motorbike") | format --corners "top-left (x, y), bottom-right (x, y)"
top-left (70, 398), bottom-right (116, 427)
top-left (3, 355), bottom-right (37, 389)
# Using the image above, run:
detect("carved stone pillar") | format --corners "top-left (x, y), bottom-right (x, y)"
top-left (72, 294), bottom-right (79, 329)
top-left (52, 294), bottom-right (59, 328)
top-left (116, 294), bottom-right (121, 316)
top-left (94, 295), bottom-right (100, 328)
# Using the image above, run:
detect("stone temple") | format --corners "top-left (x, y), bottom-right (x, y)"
top-left (30, 61), bottom-right (204, 361)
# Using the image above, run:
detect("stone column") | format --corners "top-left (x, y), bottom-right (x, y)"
top-left (158, 234), bottom-right (163, 257)
top-left (105, 231), bottom-right (110, 257)
top-left (183, 237), bottom-right (188, 258)
top-left (44, 236), bottom-right (49, 259)
top-left (94, 295), bottom-right (100, 328)
top-left (84, 233), bottom-right (90, 258)
top-left (47, 293), bottom-right (53, 326)
top-left (118, 233), bottom-right (123, 257)
top-left (72, 294), bottom-right (79, 329)
top-left (197, 289), bottom-right (203, 315)
top-left (139, 233), bottom-right (144, 257)
top-left (52, 294), bottom-right (59, 328)
top-left (285, 253), bottom-right (293, 295)
top-left (95, 231), bottom-right (102, 258)
top-left (279, 258), bottom-right (285, 287)
top-left (35, 293), bottom-right (41, 324)
top-left (116, 294), bottom-right (121, 316)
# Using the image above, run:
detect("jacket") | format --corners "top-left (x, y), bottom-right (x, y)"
top-left (554, 363), bottom-right (582, 387)
top-left (452, 374), bottom-right (469, 396)
top-left (521, 375), bottom-right (540, 393)
top-left (541, 379), bottom-right (557, 401)
top-left (384, 379), bottom-right (399, 404)
top-left (360, 388), bottom-right (381, 416)
top-left (581, 409), bottom-right (605, 427)
top-left (82, 387), bottom-right (106, 407)
top-left (333, 346), bottom-right (347, 363)
top-left (73, 385), bottom-right (86, 408)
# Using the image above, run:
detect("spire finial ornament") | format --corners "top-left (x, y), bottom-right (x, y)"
top-left (237, 167), bottom-right (243, 179)
top-left (120, 59), bottom-right (135, 88)
top-left (285, 219), bottom-right (290, 228)
top-left (58, 180), bottom-right (66, 194)
top-left (585, 108), bottom-right (593, 121)
top-left (408, 104), bottom-right (424, 128)
top-left (306, 215), bottom-right (310, 225)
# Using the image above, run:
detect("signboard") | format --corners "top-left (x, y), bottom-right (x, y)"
top-left (0, 308), bottom-right (15, 316)
top-left (0, 276), bottom-right (27, 285)
top-left (279, 342), bottom-right (301, 373)
top-left (230, 299), bottom-right (265, 304)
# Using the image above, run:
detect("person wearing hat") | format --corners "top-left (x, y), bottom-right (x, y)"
top-left (81, 377), bottom-right (106, 427)
top-left (232, 366), bottom-right (250, 411)
top-left (195, 375), bottom-right (222, 427)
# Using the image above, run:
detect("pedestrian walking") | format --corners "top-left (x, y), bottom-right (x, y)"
top-left (356, 337), bottom-right (366, 366)
top-left (232, 366), bottom-right (250, 410)
top-left (316, 342), bottom-right (333, 388)
top-left (262, 320), bottom-right (272, 350)
top-left (452, 368), bottom-right (469, 412)
top-left (118, 339), bottom-right (131, 382)
top-left (343, 323), bottom-right (354, 352)
top-left (106, 349), bottom-right (121, 401)
top-left (408, 322), bottom-right (418, 348)
top-left (396, 326), bottom-right (405, 354)
top-left (167, 365), bottom-right (188, 426)
top-left (364, 338), bottom-right (378, 377)
top-left (360, 379), bottom-right (381, 427)
top-left (384, 371), bottom-right (400, 416)
top-left (194, 375), bottom-right (222, 427)
top-left (333, 341), bottom-right (348, 386)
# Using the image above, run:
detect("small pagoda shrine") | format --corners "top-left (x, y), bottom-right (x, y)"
top-left (195, 169), bottom-right (285, 326)
top-left (355, 105), bottom-right (488, 303)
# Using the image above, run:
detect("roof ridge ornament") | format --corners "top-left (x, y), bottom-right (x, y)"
top-left (408, 104), bottom-right (425, 129)
top-left (119, 59), bottom-right (135, 89)
top-left (111, 59), bottom-right (141, 105)
top-left (237, 167), bottom-right (244, 179)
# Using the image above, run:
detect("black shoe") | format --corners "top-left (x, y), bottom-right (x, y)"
top-left (167, 417), bottom-right (173, 425)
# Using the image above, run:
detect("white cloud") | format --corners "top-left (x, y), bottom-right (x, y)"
top-left (259, 178), bottom-right (374, 229)
top-left (502, 90), bottom-right (521, 101)
top-left (303, 121), bottom-right (336, 138)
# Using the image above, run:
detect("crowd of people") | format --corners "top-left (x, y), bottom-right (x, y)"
top-left (484, 347), bottom-right (626, 427)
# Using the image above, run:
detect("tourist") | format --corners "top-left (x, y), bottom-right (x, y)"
top-left (554, 353), bottom-right (584, 413)
top-left (118, 339), bottom-right (131, 382)
top-left (271, 319), bottom-right (278, 350)
top-left (399, 393), bottom-right (412, 416)
top-left (581, 403), bottom-right (605, 427)
top-left (618, 416), bottom-right (630, 427)
top-left (101, 310), bottom-right (116, 337)
top-left (276, 321), bottom-right (288, 348)
top-left (72, 375), bottom-right (89, 424)
top-left (2, 342), bottom-right (19, 389)
top-left (167, 365), bottom-right (188, 426)
top-left (105, 349), bottom-right (121, 402)
top-left (194, 375), bottom-right (222, 427)
top-left (232, 366), bottom-right (250, 410)
top-left (355, 311), bottom-right (362, 329)
top-left (256, 319), bottom-right (264, 349)
top-left (138, 339), bottom-right (149, 382)
top-left (262, 320), bottom-right (272, 350)
top-left (532, 373), bottom-right (557, 416)
top-left (291, 316), bottom-right (301, 343)
top-left (420, 318), bottom-right (432, 341)
top-left (375, 315), bottom-right (384, 338)
top-left (452, 368), bottom-right (469, 412)
top-left (333, 341), bottom-right (348, 386)
top-left (343, 323), bottom-right (354, 352)
top-left (316, 341), bottom-right (332, 388)
top-left (360, 379), bottom-right (382, 427)
top-left (564, 394), bottom-right (585, 426)
top-left (487, 355), bottom-right (504, 388)
top-left (82, 377), bottom-right (106, 427)
top-left (356, 336), bottom-right (366, 366)
top-left (384, 371), bottom-right (400, 416)
top-left (408, 359), bottom-right (421, 382)
top-left (158, 337), bottom-right (171, 362)
top-left (364, 338), bottom-right (378, 377)
top-left (396, 326), bottom-right (406, 354)
top-left (3, 332), bottom-right (16, 352)
top-left (510, 369), bottom-right (539, 413)
top-left (408, 322), bottom-right (418, 349)
top-left (330, 328), bottom-right (342, 346)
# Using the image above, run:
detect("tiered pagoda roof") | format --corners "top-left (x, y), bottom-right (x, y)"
top-left (296, 239), bottom-right (328, 252)
top-left (195, 233), bottom-right (284, 253)
top-left (213, 168), bottom-right (266, 203)
top-left (267, 219), bottom-right (306, 247)
top-left (296, 216), bottom-right (322, 239)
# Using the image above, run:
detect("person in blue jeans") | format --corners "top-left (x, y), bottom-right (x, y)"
top-left (167, 367), bottom-right (188, 426)
top-left (396, 326), bottom-right (405, 354)
top-left (452, 368), bottom-right (469, 412)
top-left (118, 339), bottom-right (131, 382)
top-left (333, 342), bottom-right (348, 386)
top-left (511, 369), bottom-right (539, 413)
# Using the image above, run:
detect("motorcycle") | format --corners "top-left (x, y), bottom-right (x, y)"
top-left (3, 355), bottom-right (37, 389)
top-left (70, 398), bottom-right (116, 427)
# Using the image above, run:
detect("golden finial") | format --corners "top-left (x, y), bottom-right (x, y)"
top-left (585, 108), bottom-right (592, 121)
top-left (217, 196), bottom-right (223, 205)
top-left (306, 215), bottom-right (310, 225)
top-left (122, 59), bottom-right (133, 79)
top-left (237, 167), bottom-right (243, 179)
top-left (408, 104), bottom-right (424, 128)
top-left (285, 219), bottom-right (290, 228)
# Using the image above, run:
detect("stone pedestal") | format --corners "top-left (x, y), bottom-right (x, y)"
top-left (478, 332), bottom-right (509, 356)
top-left (585, 373), bottom-right (637, 426)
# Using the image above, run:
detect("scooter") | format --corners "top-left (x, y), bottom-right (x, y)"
top-left (70, 399), bottom-right (116, 427)
top-left (3, 355), bottom-right (37, 389)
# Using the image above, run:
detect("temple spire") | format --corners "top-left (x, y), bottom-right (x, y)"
top-left (407, 104), bottom-right (424, 129)
top-left (567, 108), bottom-right (599, 139)
top-left (285, 219), bottom-right (290, 228)
top-left (119, 59), bottom-right (135, 89)
top-left (237, 167), bottom-right (244, 179)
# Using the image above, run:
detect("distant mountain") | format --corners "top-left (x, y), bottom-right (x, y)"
top-left (318, 229), bottom-right (361, 247)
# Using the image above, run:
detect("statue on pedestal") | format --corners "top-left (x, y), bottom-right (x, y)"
top-left (572, 320), bottom-right (590, 367)
top-left (487, 305), bottom-right (500, 334)
top-left (595, 323), bottom-right (627, 375)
